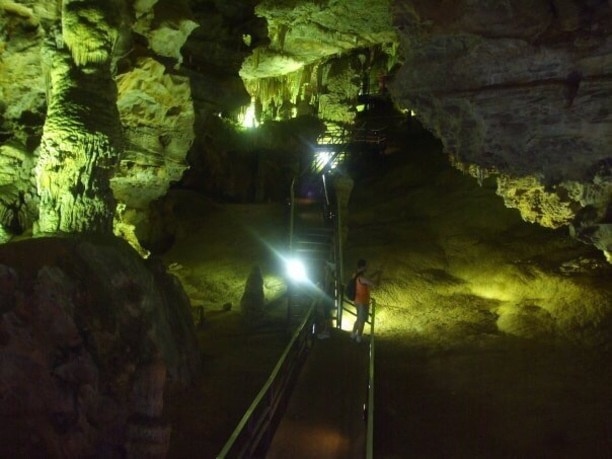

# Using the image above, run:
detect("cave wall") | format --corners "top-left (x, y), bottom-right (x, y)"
top-left (0, 236), bottom-right (200, 457)
top-left (388, 0), bottom-right (612, 260)
top-left (0, 0), bottom-right (610, 254)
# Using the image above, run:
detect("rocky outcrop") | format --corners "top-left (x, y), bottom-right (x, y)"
top-left (113, 57), bottom-right (194, 210)
top-left (0, 0), bottom-right (199, 244)
top-left (0, 236), bottom-right (200, 457)
top-left (0, 0), bottom-right (610, 260)
top-left (389, 1), bottom-right (612, 260)
top-left (242, 0), bottom-right (399, 126)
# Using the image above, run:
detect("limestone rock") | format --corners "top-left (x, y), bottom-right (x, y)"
top-left (0, 236), bottom-right (199, 457)
top-left (0, 0), bottom-right (610, 260)
top-left (243, 0), bottom-right (397, 79)
top-left (389, 0), bottom-right (612, 260)
top-left (133, 0), bottom-right (198, 64)
top-left (112, 57), bottom-right (195, 210)
top-left (0, 142), bottom-right (37, 240)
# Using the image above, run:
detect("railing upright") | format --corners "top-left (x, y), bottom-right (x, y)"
top-left (366, 298), bottom-right (376, 459)
top-left (336, 195), bottom-right (344, 328)
top-left (289, 177), bottom-right (295, 253)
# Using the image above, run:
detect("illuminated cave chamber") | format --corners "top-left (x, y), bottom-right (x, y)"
top-left (0, 0), bottom-right (610, 457)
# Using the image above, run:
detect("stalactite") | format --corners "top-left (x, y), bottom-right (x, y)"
top-left (62, 0), bottom-right (117, 68)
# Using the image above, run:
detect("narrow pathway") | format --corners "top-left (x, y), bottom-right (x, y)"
top-left (266, 327), bottom-right (369, 459)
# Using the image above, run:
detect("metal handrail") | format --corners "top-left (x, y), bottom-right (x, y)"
top-left (366, 298), bottom-right (376, 459)
top-left (289, 177), bottom-right (296, 253)
top-left (341, 292), bottom-right (376, 458)
top-left (216, 300), bottom-right (317, 458)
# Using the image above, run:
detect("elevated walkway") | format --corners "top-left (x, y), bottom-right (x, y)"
top-left (265, 327), bottom-right (369, 459)
top-left (315, 125), bottom-right (387, 158)
top-left (217, 143), bottom-right (374, 459)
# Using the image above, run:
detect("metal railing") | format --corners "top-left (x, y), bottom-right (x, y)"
top-left (341, 293), bottom-right (377, 459)
top-left (366, 298), bottom-right (376, 459)
top-left (216, 300), bottom-right (317, 458)
top-left (289, 177), bottom-right (296, 253)
top-left (218, 153), bottom-right (374, 458)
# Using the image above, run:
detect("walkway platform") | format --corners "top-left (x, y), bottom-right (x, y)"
top-left (266, 327), bottom-right (369, 459)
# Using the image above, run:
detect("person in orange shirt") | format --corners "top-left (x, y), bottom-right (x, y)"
top-left (350, 259), bottom-right (381, 343)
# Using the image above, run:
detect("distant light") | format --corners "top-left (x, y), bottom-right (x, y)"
top-left (356, 104), bottom-right (366, 112)
top-left (286, 258), bottom-right (308, 282)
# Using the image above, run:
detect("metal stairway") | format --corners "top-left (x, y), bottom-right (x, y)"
top-left (287, 197), bottom-right (335, 326)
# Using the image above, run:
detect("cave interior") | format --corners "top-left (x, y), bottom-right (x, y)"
top-left (0, 1), bottom-right (610, 457)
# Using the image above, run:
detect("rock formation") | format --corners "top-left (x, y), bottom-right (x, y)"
top-left (0, 0), bottom-right (610, 455)
top-left (389, 1), bottom-right (612, 260)
top-left (1, 0), bottom-right (608, 259)
top-left (0, 236), bottom-right (199, 457)
top-left (2, 1), bottom-right (607, 250)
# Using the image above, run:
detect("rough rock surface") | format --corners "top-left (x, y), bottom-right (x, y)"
top-left (0, 236), bottom-right (199, 457)
top-left (0, 0), bottom-right (610, 255)
top-left (113, 57), bottom-right (194, 210)
top-left (242, 0), bottom-right (396, 79)
top-left (389, 1), bottom-right (612, 259)
top-left (0, 0), bottom-right (199, 243)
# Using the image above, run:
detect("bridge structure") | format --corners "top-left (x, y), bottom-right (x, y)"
top-left (313, 124), bottom-right (387, 171)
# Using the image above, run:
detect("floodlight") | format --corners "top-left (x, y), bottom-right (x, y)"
top-left (286, 258), bottom-right (308, 282)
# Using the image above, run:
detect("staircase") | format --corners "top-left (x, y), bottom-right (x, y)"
top-left (287, 184), bottom-right (335, 327)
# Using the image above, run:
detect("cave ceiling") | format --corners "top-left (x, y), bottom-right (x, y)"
top-left (0, 0), bottom-right (610, 260)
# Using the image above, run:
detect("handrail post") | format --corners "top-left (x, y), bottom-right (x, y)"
top-left (287, 178), bottom-right (296, 323)
top-left (366, 298), bottom-right (376, 459)
top-left (332, 172), bottom-right (353, 329)
top-left (336, 194), bottom-right (343, 329)
top-left (289, 177), bottom-right (295, 253)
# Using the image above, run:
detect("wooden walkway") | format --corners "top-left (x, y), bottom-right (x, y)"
top-left (265, 327), bottom-right (369, 459)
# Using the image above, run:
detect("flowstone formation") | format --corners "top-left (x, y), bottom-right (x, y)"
top-left (241, 0), bottom-right (399, 126)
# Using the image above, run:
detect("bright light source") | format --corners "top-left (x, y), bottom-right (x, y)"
top-left (241, 97), bottom-right (259, 128)
top-left (286, 258), bottom-right (308, 282)
top-left (314, 150), bottom-right (333, 170)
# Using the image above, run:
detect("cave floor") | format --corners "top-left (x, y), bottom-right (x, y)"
top-left (162, 132), bottom-right (611, 458)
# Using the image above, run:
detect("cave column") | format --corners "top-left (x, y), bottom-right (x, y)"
top-left (35, 0), bottom-right (122, 235)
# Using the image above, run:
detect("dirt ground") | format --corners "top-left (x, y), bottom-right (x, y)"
top-left (162, 129), bottom-right (611, 458)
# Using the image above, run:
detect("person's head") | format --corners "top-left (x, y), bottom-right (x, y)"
top-left (357, 259), bottom-right (367, 272)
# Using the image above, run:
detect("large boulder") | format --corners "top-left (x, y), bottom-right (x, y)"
top-left (0, 236), bottom-right (199, 457)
